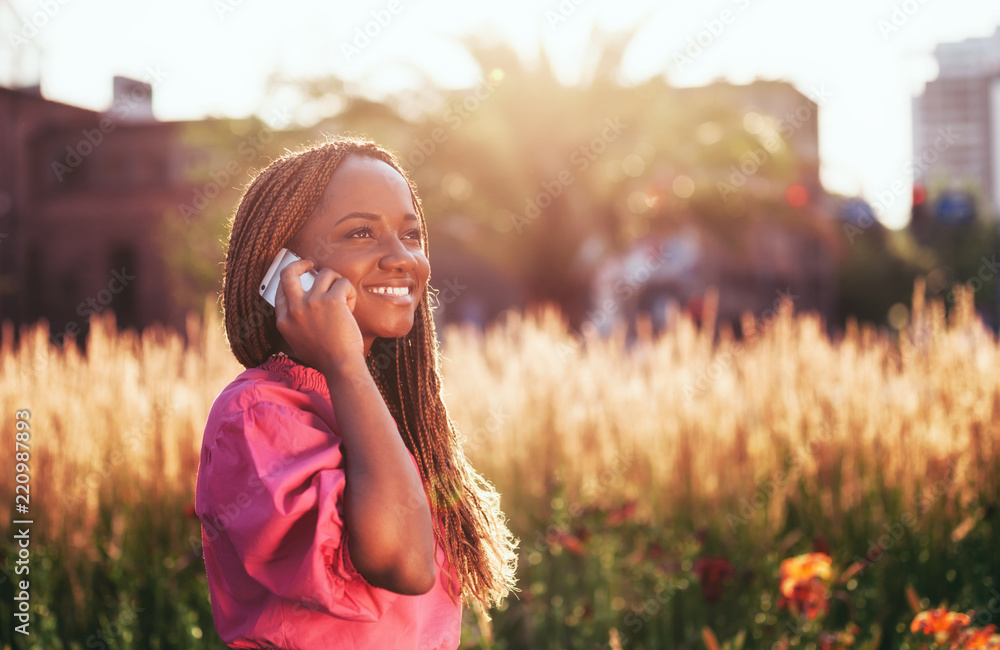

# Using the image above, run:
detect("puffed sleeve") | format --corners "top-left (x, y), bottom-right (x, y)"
top-left (201, 398), bottom-right (400, 621)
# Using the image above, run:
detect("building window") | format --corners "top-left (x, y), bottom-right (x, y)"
top-left (109, 244), bottom-right (138, 329)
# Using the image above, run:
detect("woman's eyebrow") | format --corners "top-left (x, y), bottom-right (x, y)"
top-left (334, 212), bottom-right (418, 226)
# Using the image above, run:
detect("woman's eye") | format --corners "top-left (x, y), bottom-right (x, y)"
top-left (346, 225), bottom-right (420, 241)
top-left (347, 226), bottom-right (374, 238)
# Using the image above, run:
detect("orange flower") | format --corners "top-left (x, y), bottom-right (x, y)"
top-left (960, 625), bottom-right (1000, 649)
top-left (777, 553), bottom-right (832, 619)
top-left (910, 608), bottom-right (972, 645)
top-left (779, 553), bottom-right (832, 596)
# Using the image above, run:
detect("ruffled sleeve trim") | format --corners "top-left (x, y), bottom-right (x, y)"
top-left (259, 352), bottom-right (330, 398)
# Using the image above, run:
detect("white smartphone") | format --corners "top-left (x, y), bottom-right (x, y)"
top-left (259, 248), bottom-right (318, 307)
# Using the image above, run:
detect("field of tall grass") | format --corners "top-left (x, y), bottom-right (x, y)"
top-left (2, 281), bottom-right (999, 649)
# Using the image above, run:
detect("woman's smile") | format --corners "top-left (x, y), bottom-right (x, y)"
top-left (364, 281), bottom-right (416, 302)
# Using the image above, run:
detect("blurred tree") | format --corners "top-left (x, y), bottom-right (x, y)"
top-left (835, 227), bottom-right (931, 328)
top-left (907, 185), bottom-right (998, 327)
top-left (158, 115), bottom-right (308, 317)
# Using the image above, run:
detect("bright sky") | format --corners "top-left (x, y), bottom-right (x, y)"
top-left (3, 0), bottom-right (1000, 227)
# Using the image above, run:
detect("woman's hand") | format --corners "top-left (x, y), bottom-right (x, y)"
top-left (274, 258), bottom-right (364, 373)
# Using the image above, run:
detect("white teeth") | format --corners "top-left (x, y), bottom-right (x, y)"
top-left (368, 286), bottom-right (410, 296)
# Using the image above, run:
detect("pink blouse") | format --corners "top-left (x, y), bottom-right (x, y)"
top-left (195, 353), bottom-right (462, 649)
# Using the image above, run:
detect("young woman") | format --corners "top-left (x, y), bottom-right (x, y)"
top-left (195, 137), bottom-right (518, 649)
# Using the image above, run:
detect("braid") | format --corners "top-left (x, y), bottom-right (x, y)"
top-left (224, 146), bottom-right (348, 367)
top-left (222, 136), bottom-right (518, 610)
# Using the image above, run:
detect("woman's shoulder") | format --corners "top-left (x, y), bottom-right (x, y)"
top-left (205, 353), bottom-right (335, 433)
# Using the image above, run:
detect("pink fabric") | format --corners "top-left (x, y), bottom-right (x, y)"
top-left (195, 354), bottom-right (462, 649)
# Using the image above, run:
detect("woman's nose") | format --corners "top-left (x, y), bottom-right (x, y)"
top-left (377, 235), bottom-right (419, 271)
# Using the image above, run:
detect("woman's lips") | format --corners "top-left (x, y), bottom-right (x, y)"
top-left (365, 285), bottom-right (415, 305)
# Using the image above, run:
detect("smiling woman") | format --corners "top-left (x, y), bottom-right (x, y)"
top-left (195, 137), bottom-right (518, 650)
top-left (277, 154), bottom-right (430, 358)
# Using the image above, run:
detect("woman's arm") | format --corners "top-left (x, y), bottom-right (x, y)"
top-left (274, 259), bottom-right (436, 595)
top-left (322, 358), bottom-right (437, 595)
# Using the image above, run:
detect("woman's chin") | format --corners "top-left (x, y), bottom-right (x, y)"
top-left (368, 320), bottom-right (416, 342)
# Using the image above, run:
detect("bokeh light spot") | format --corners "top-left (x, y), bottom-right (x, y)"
top-left (743, 112), bottom-right (765, 134)
top-left (888, 303), bottom-right (909, 329)
top-left (441, 172), bottom-right (472, 201)
top-left (673, 175), bottom-right (695, 198)
top-left (628, 191), bottom-right (649, 214)
top-left (622, 154), bottom-right (645, 177)
top-left (695, 121), bottom-right (723, 145)
top-left (785, 184), bottom-right (808, 207)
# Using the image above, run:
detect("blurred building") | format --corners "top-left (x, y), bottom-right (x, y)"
top-left (425, 229), bottom-right (524, 332)
top-left (591, 222), bottom-right (837, 339)
top-left (0, 77), bottom-right (194, 342)
top-left (589, 80), bottom-right (838, 339)
top-left (679, 80), bottom-right (824, 203)
top-left (912, 27), bottom-right (1000, 215)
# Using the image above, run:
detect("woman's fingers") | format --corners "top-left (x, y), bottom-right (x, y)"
top-left (299, 267), bottom-right (356, 314)
top-left (328, 276), bottom-right (358, 314)
top-left (304, 267), bottom-right (343, 302)
top-left (277, 262), bottom-right (357, 319)
top-left (274, 258), bottom-right (315, 317)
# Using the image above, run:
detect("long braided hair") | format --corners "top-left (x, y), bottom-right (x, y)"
top-left (221, 136), bottom-right (518, 609)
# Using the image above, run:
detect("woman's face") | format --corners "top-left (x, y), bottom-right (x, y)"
top-left (287, 154), bottom-right (430, 354)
